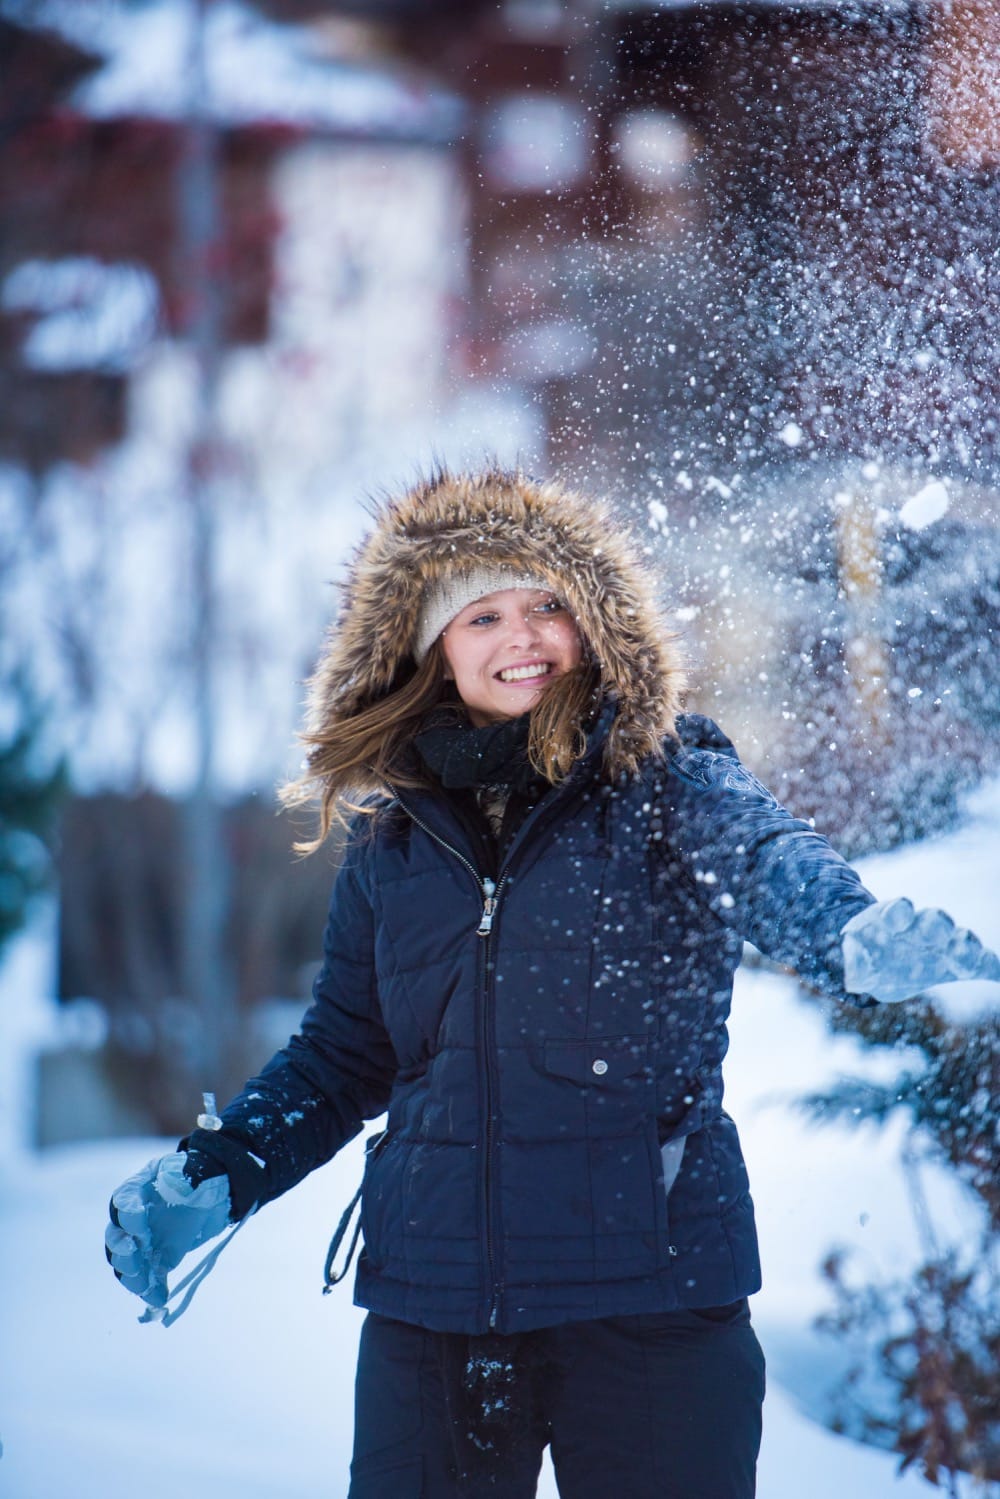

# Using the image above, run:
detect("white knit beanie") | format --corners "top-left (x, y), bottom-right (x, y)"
top-left (415, 566), bottom-right (548, 662)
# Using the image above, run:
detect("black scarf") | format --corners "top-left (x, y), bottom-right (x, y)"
top-left (413, 710), bottom-right (541, 794)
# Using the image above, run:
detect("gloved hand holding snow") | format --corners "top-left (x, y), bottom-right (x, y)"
top-left (842, 897), bottom-right (1000, 1004)
top-left (105, 1153), bottom-right (232, 1310)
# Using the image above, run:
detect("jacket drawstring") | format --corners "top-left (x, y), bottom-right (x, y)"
top-left (322, 1184), bottom-right (364, 1292)
top-left (323, 1128), bottom-right (388, 1293)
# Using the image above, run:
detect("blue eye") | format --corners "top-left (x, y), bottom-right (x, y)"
top-left (469, 611), bottom-right (499, 627)
top-left (535, 598), bottom-right (564, 614)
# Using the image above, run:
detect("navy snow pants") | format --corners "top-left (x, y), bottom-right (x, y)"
top-left (348, 1302), bottom-right (765, 1498)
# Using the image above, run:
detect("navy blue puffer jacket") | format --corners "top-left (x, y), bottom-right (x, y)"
top-left (197, 711), bottom-right (876, 1334)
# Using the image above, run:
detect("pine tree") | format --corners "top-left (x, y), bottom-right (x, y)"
top-left (800, 996), bottom-right (1000, 1490)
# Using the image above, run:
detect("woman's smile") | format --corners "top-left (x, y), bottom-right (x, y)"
top-left (496, 660), bottom-right (554, 683)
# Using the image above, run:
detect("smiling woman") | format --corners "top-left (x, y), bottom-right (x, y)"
top-left (105, 465), bottom-right (1000, 1499)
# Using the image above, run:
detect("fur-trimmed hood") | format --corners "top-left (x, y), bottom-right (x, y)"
top-left (305, 467), bottom-right (685, 781)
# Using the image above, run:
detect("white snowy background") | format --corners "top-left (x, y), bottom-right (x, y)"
top-left (2, 778), bottom-right (997, 1498)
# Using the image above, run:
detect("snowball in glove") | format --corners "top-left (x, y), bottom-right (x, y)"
top-left (842, 897), bottom-right (1000, 1004)
top-left (105, 1153), bottom-right (232, 1310)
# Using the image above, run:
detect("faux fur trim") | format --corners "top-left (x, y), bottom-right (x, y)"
top-left (304, 466), bottom-right (685, 782)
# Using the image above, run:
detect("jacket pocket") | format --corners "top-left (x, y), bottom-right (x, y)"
top-left (660, 1136), bottom-right (686, 1198)
top-left (542, 1036), bottom-right (653, 1086)
top-left (541, 1036), bottom-right (655, 1135)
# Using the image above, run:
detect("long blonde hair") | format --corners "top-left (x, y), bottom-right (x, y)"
top-left (281, 640), bottom-right (604, 852)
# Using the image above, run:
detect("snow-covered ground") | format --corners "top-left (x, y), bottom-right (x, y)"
top-left (0, 1137), bottom-right (957, 1499)
top-left (2, 782), bottom-right (998, 1497)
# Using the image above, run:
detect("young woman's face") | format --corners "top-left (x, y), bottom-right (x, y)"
top-left (440, 587), bottom-right (583, 726)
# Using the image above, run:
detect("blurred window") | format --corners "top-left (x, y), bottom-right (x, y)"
top-left (1, 258), bottom-right (159, 373)
top-left (483, 94), bottom-right (591, 192)
top-left (503, 0), bottom-right (567, 38)
top-left (613, 108), bottom-right (697, 191)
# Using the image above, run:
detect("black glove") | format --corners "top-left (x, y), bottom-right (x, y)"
top-left (179, 1129), bottom-right (269, 1221)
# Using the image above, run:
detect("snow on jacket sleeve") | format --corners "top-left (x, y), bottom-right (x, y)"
top-left (663, 716), bottom-right (878, 1002)
top-left (186, 831), bottom-right (398, 1214)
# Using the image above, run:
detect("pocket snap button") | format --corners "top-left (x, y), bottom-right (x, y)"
top-left (592, 1058), bottom-right (609, 1076)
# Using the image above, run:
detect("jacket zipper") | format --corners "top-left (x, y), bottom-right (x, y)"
top-left (388, 782), bottom-right (588, 1330)
top-left (389, 791), bottom-right (505, 1326)
top-left (390, 793), bottom-right (501, 937)
top-left (480, 914), bottom-right (502, 1327)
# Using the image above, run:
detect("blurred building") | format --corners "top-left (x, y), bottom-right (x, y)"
top-left (0, 0), bottom-right (465, 468)
top-left (6, 1), bottom-right (999, 499)
top-left (0, 0), bottom-right (476, 1139)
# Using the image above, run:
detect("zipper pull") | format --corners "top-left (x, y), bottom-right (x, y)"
top-left (477, 879), bottom-right (497, 937)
